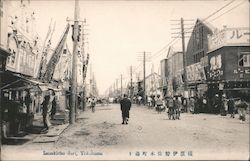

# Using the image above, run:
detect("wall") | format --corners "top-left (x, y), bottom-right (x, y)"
top-left (2, 0), bottom-right (42, 77)
top-left (207, 46), bottom-right (250, 81)
top-left (186, 19), bottom-right (213, 66)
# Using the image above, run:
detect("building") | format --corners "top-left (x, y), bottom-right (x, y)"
top-left (206, 26), bottom-right (250, 101)
top-left (144, 72), bottom-right (161, 97)
top-left (160, 47), bottom-right (183, 97)
top-left (185, 19), bottom-right (214, 98)
top-left (1, 0), bottom-right (43, 78)
top-left (184, 18), bottom-right (250, 113)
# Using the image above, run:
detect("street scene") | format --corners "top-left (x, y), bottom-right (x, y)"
top-left (0, 0), bottom-right (250, 160)
top-left (2, 104), bottom-right (250, 160)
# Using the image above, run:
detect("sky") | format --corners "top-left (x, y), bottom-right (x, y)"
top-left (7, 0), bottom-right (250, 95)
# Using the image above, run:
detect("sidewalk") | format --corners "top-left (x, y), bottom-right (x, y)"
top-left (2, 111), bottom-right (70, 145)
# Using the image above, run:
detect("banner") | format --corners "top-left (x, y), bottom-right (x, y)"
top-left (186, 62), bottom-right (206, 82)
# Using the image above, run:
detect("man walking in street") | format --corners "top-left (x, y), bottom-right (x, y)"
top-left (120, 94), bottom-right (132, 124)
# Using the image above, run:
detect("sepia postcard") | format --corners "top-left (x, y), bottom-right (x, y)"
top-left (0, 0), bottom-right (249, 160)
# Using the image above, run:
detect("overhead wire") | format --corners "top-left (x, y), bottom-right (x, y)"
top-left (107, 0), bottom-right (243, 94)
top-left (148, 0), bottom-right (236, 61)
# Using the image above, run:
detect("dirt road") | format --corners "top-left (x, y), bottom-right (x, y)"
top-left (2, 104), bottom-right (249, 160)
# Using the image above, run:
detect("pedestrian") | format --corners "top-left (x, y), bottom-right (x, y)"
top-left (90, 97), bottom-right (96, 112)
top-left (228, 98), bottom-right (235, 118)
top-left (41, 93), bottom-right (51, 131)
top-left (221, 94), bottom-right (227, 116)
top-left (24, 89), bottom-right (32, 115)
top-left (182, 96), bottom-right (188, 113)
top-left (189, 96), bottom-right (195, 114)
top-left (23, 89), bottom-right (32, 128)
top-left (174, 96), bottom-right (181, 119)
top-left (155, 95), bottom-right (163, 113)
top-left (152, 95), bottom-right (156, 107)
top-left (201, 94), bottom-right (208, 113)
top-left (50, 90), bottom-right (57, 120)
top-left (167, 96), bottom-right (175, 120)
top-left (120, 94), bottom-right (132, 124)
top-left (147, 96), bottom-right (152, 107)
top-left (195, 95), bottom-right (202, 114)
top-left (213, 94), bottom-right (221, 114)
top-left (236, 99), bottom-right (248, 124)
top-left (138, 96), bottom-right (142, 105)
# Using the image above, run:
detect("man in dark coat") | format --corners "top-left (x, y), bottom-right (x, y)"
top-left (42, 94), bottom-right (50, 131)
top-left (120, 94), bottom-right (132, 124)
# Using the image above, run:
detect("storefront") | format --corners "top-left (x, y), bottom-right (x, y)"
top-left (207, 27), bottom-right (250, 101)
top-left (1, 74), bottom-right (61, 138)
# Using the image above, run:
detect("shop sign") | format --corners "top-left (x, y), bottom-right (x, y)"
top-left (186, 62), bottom-right (206, 82)
top-left (200, 56), bottom-right (208, 67)
top-left (208, 27), bottom-right (250, 51)
top-left (183, 91), bottom-right (189, 98)
top-left (219, 83), bottom-right (224, 90)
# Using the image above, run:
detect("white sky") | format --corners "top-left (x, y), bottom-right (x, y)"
top-left (9, 0), bottom-right (250, 95)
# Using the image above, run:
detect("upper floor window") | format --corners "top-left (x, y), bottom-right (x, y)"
top-left (239, 52), bottom-right (250, 67)
top-left (7, 48), bottom-right (16, 66)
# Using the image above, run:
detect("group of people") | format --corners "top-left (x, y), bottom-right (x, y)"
top-left (131, 93), bottom-right (249, 123)
top-left (87, 97), bottom-right (97, 112)
top-left (222, 96), bottom-right (248, 123)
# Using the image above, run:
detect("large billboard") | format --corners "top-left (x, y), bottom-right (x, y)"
top-left (208, 27), bottom-right (250, 52)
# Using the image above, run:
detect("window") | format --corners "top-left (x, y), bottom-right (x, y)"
top-left (7, 48), bottom-right (16, 66)
top-left (11, 51), bottom-right (16, 64)
top-left (239, 52), bottom-right (250, 67)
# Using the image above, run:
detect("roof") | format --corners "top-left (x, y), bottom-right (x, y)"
top-left (1, 76), bottom-right (60, 92)
top-left (0, 47), bottom-right (11, 57)
top-left (196, 18), bottom-right (216, 32)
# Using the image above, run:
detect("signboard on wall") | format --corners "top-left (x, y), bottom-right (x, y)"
top-left (208, 27), bottom-right (250, 51)
top-left (186, 62), bottom-right (206, 82)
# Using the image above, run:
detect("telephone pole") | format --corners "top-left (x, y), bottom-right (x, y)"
top-left (143, 52), bottom-right (146, 105)
top-left (116, 78), bottom-right (118, 96)
top-left (137, 51), bottom-right (150, 105)
top-left (181, 18), bottom-right (188, 93)
top-left (170, 18), bottom-right (193, 112)
top-left (81, 18), bottom-right (89, 111)
top-left (121, 74), bottom-right (123, 97)
top-left (180, 18), bottom-right (190, 113)
top-left (130, 65), bottom-right (133, 99)
top-left (70, 0), bottom-right (79, 124)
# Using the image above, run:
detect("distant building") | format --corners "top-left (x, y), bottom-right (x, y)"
top-left (144, 72), bottom-right (161, 97)
top-left (160, 47), bottom-right (183, 97)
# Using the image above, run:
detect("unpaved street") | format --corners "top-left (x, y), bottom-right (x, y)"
top-left (2, 104), bottom-right (249, 160)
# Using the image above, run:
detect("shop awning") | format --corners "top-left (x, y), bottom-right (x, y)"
top-left (0, 47), bottom-right (11, 58)
top-left (1, 77), bottom-right (60, 92)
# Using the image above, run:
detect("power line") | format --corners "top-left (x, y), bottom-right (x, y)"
top-left (209, 0), bottom-right (247, 23)
top-left (148, 0), bottom-right (236, 60)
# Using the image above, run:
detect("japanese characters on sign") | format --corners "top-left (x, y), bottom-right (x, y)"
top-left (208, 27), bottom-right (250, 51)
top-left (208, 54), bottom-right (223, 80)
top-left (186, 62), bottom-right (206, 82)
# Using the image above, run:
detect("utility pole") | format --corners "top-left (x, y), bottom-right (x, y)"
top-left (121, 74), bottom-right (123, 97)
top-left (130, 65), bottom-right (133, 99)
top-left (170, 18), bottom-right (193, 112)
top-left (116, 78), bottom-right (118, 96)
top-left (180, 18), bottom-right (190, 112)
top-left (89, 63), bottom-right (92, 96)
top-left (70, 0), bottom-right (79, 124)
top-left (143, 52), bottom-right (146, 105)
top-left (181, 18), bottom-right (188, 93)
top-left (137, 51), bottom-right (150, 105)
